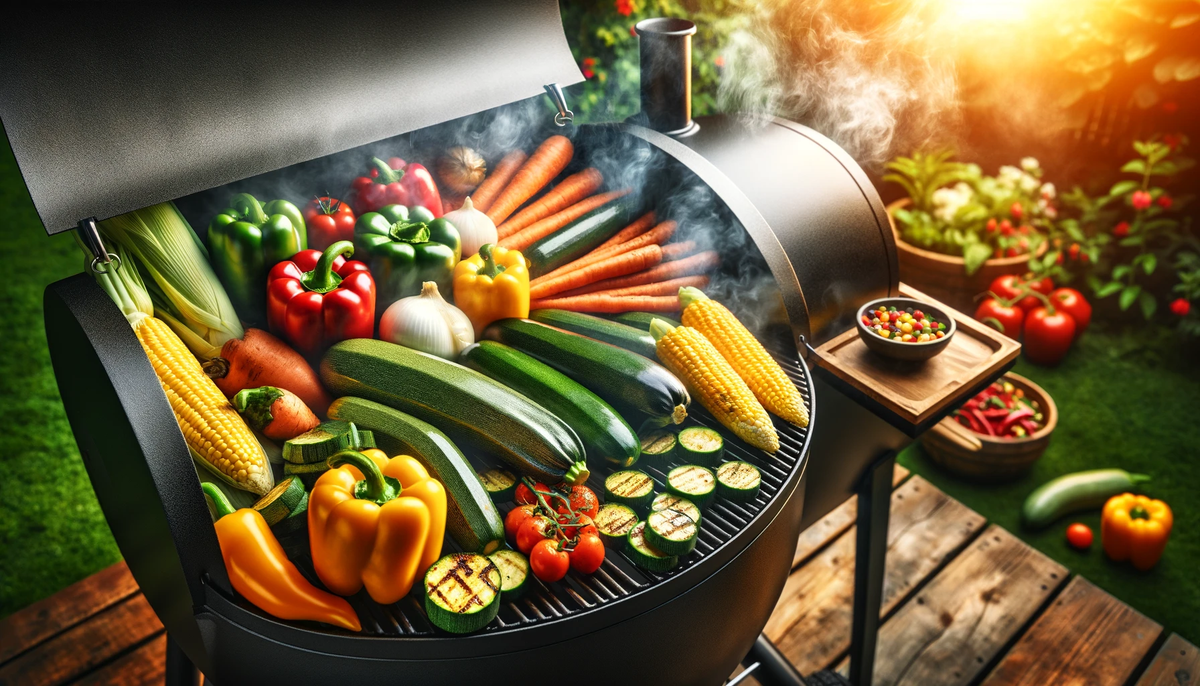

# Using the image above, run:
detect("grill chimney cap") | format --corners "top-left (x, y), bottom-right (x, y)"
top-left (635, 17), bottom-right (697, 36)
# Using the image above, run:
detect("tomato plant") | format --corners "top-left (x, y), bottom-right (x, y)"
top-left (530, 539), bottom-right (570, 583)
top-left (1023, 307), bottom-right (1077, 365)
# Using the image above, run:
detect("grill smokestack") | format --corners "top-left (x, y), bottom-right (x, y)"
top-left (635, 18), bottom-right (699, 137)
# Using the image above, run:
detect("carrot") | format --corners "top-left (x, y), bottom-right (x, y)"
top-left (530, 245), bottom-right (664, 299)
top-left (202, 328), bottom-right (332, 415)
top-left (594, 212), bottom-right (657, 251)
top-left (558, 251), bottom-right (720, 297)
top-left (528, 295), bottom-right (680, 314)
top-left (486, 135), bottom-right (575, 225)
top-left (562, 275), bottom-right (709, 299)
top-left (471, 150), bottom-right (527, 212)
top-left (233, 386), bottom-right (321, 441)
top-left (499, 189), bottom-right (630, 251)
top-left (496, 168), bottom-right (603, 239)
top-left (531, 219), bottom-right (677, 286)
top-left (662, 240), bottom-right (698, 261)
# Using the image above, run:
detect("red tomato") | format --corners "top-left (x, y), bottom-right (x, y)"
top-left (530, 538), bottom-right (570, 582)
top-left (568, 534), bottom-right (606, 574)
top-left (514, 481), bottom-right (551, 506)
top-left (1050, 288), bottom-right (1091, 333)
top-left (1023, 307), bottom-right (1077, 365)
top-left (504, 504), bottom-right (536, 545)
top-left (988, 274), bottom-right (1024, 302)
top-left (558, 514), bottom-right (598, 540)
top-left (516, 514), bottom-right (553, 554)
top-left (554, 485), bottom-right (600, 520)
top-left (975, 298), bottom-right (1025, 340)
top-left (1066, 523), bottom-right (1093, 549)
top-left (1017, 277), bottom-right (1054, 312)
top-left (990, 274), bottom-right (1052, 311)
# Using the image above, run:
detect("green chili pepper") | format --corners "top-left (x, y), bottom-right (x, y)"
top-left (353, 204), bottom-right (461, 315)
top-left (208, 193), bottom-right (307, 325)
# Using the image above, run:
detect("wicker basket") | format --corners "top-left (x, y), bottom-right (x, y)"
top-left (921, 373), bottom-right (1057, 481)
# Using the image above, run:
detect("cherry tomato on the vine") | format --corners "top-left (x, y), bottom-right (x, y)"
top-left (1066, 523), bottom-right (1093, 549)
top-left (555, 484), bottom-right (599, 520)
top-left (530, 538), bottom-right (570, 582)
top-left (1023, 306), bottom-right (1077, 366)
top-left (558, 513), bottom-right (598, 540)
top-left (1017, 277), bottom-right (1054, 312)
top-left (504, 504), bottom-right (536, 545)
top-left (516, 514), bottom-right (553, 555)
top-left (515, 481), bottom-right (551, 506)
top-left (569, 534), bottom-right (606, 574)
top-left (975, 298), bottom-right (1025, 340)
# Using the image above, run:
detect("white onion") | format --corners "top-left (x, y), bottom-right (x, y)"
top-left (379, 281), bottom-right (474, 359)
top-left (443, 196), bottom-right (498, 258)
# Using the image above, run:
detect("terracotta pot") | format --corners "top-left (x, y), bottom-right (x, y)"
top-left (887, 198), bottom-right (1042, 312)
top-left (921, 373), bottom-right (1057, 482)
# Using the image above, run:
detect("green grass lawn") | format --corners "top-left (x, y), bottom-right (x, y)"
top-left (0, 131), bottom-right (1196, 645)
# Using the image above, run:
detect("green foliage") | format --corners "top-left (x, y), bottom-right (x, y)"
top-left (558, 0), bottom-right (752, 122)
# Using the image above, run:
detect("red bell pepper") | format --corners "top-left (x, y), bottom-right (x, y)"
top-left (303, 197), bottom-right (356, 251)
top-left (266, 241), bottom-right (375, 356)
top-left (350, 157), bottom-right (443, 218)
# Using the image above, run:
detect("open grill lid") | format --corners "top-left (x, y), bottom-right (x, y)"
top-left (0, 1), bottom-right (582, 235)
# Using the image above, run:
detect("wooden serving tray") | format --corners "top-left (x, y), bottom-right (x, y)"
top-left (811, 283), bottom-right (1021, 430)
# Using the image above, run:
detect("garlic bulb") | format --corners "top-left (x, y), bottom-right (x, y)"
top-left (443, 196), bottom-right (498, 258)
top-left (379, 282), bottom-right (474, 359)
top-left (437, 146), bottom-right (487, 193)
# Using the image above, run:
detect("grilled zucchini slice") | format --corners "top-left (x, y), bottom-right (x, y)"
top-left (604, 470), bottom-right (655, 510)
top-left (666, 465), bottom-right (716, 509)
top-left (650, 493), bottom-right (701, 528)
top-left (625, 521), bottom-right (678, 573)
top-left (717, 461), bottom-right (762, 503)
top-left (478, 468), bottom-right (517, 503)
top-left (678, 426), bottom-right (723, 466)
top-left (488, 549), bottom-right (529, 602)
top-left (645, 508), bottom-right (698, 556)
top-left (639, 430), bottom-right (677, 464)
top-left (595, 503), bottom-right (639, 548)
top-left (252, 476), bottom-right (306, 526)
top-left (424, 553), bottom-right (502, 634)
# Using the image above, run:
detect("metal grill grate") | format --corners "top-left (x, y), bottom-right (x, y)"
top-left (310, 348), bottom-right (812, 637)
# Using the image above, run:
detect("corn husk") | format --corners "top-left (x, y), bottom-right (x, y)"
top-left (99, 202), bottom-right (243, 358)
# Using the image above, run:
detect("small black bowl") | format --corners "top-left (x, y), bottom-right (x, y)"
top-left (856, 297), bottom-right (956, 362)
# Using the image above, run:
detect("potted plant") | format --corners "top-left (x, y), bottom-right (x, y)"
top-left (884, 151), bottom-right (1054, 311)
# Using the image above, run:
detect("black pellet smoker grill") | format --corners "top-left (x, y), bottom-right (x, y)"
top-left (3, 3), bottom-right (1017, 685)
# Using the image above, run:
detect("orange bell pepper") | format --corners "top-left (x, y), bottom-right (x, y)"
top-left (309, 448), bottom-right (447, 604)
top-left (1101, 493), bottom-right (1173, 571)
top-left (200, 483), bottom-right (360, 631)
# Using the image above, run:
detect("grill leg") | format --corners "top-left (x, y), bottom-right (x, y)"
top-left (847, 451), bottom-right (895, 686)
top-left (738, 634), bottom-right (808, 686)
top-left (164, 634), bottom-right (203, 686)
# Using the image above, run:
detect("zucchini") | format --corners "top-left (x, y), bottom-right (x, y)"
top-left (253, 476), bottom-right (306, 526)
top-left (678, 427), bottom-right (724, 466)
top-left (461, 341), bottom-right (640, 468)
top-left (604, 470), bottom-right (655, 510)
top-left (488, 549), bottom-right (529, 602)
top-left (625, 521), bottom-right (678, 572)
top-left (612, 312), bottom-right (681, 331)
top-left (645, 508), bottom-right (698, 556)
top-left (482, 319), bottom-right (689, 427)
top-left (651, 492), bottom-right (701, 528)
top-left (667, 465), bottom-right (716, 509)
top-left (424, 553), bottom-right (502, 634)
top-left (1022, 469), bottom-right (1151, 529)
top-left (531, 309), bottom-right (657, 359)
top-left (716, 461), bottom-right (762, 503)
top-left (282, 460), bottom-right (329, 490)
top-left (282, 421), bottom-right (375, 464)
top-left (327, 396), bottom-right (506, 554)
top-left (640, 430), bottom-right (677, 464)
top-left (478, 468), bottom-right (517, 503)
top-left (321, 339), bottom-right (589, 486)
top-left (524, 197), bottom-right (638, 277)
top-left (595, 503), bottom-right (639, 548)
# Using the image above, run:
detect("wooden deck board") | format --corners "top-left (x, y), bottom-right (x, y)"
top-left (72, 633), bottom-right (166, 686)
top-left (1135, 633), bottom-right (1199, 686)
top-left (792, 464), bottom-right (911, 569)
top-left (765, 476), bottom-right (987, 674)
top-left (980, 576), bottom-right (1162, 686)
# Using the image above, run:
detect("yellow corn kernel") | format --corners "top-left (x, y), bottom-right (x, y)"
top-left (679, 290), bottom-right (809, 428)
top-left (135, 316), bottom-right (271, 494)
top-left (653, 322), bottom-right (779, 453)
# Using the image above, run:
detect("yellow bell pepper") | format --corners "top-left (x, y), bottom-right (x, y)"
top-left (453, 243), bottom-right (529, 336)
top-left (1101, 493), bottom-right (1172, 571)
top-left (309, 448), bottom-right (447, 604)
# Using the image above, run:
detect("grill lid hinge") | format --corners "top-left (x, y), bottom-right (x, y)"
top-left (544, 83), bottom-right (573, 126)
top-left (76, 217), bottom-right (121, 274)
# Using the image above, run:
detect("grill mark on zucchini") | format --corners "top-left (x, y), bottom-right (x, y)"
top-left (427, 555), bottom-right (500, 612)
top-left (649, 509), bottom-right (695, 541)
top-left (629, 522), bottom-right (666, 556)
top-left (669, 466), bottom-right (713, 492)
top-left (641, 432), bottom-right (676, 454)
top-left (595, 503), bottom-right (639, 536)
top-left (608, 471), bottom-right (653, 497)
top-left (717, 462), bottom-right (760, 489)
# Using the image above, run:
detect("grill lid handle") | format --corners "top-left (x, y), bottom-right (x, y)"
top-left (544, 83), bottom-right (574, 126)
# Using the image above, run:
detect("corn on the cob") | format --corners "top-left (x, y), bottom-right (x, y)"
top-left (679, 287), bottom-right (809, 428)
top-left (136, 314), bottom-right (272, 494)
top-left (650, 320), bottom-right (779, 453)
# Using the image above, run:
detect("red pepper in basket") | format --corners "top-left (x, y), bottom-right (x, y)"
top-left (350, 157), bottom-right (443, 217)
top-left (303, 196), bottom-right (356, 251)
top-left (267, 241), bottom-right (375, 356)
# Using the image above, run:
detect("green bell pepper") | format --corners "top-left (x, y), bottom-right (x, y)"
top-left (353, 204), bottom-right (461, 315)
top-left (208, 193), bottom-right (308, 325)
